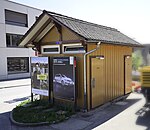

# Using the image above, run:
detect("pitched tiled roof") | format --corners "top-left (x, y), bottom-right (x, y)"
top-left (48, 11), bottom-right (140, 46)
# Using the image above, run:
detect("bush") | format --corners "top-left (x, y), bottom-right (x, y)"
top-left (12, 99), bottom-right (74, 124)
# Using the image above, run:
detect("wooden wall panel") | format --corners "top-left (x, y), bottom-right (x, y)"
top-left (41, 53), bottom-right (85, 108)
top-left (86, 43), bottom-right (132, 110)
top-left (41, 26), bottom-right (82, 44)
top-left (40, 42), bottom-right (132, 110)
top-left (62, 27), bottom-right (80, 41)
top-left (41, 26), bottom-right (59, 43)
top-left (39, 19), bottom-right (132, 110)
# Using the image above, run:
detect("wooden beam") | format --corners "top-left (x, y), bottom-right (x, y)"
top-left (25, 18), bottom-right (52, 47)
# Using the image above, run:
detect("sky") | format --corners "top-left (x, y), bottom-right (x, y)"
top-left (10, 0), bottom-right (150, 44)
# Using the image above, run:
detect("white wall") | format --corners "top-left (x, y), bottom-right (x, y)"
top-left (0, 48), bottom-right (7, 80)
top-left (0, 0), bottom-right (42, 80)
top-left (0, 1), bottom-right (5, 24)
top-left (0, 24), bottom-right (6, 47)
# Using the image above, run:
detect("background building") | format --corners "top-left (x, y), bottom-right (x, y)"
top-left (0, 0), bottom-right (42, 80)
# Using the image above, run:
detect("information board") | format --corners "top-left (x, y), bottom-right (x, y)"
top-left (53, 57), bottom-right (76, 101)
top-left (31, 57), bottom-right (49, 96)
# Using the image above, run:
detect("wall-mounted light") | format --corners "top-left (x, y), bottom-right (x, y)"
top-left (96, 55), bottom-right (105, 60)
top-left (100, 56), bottom-right (105, 60)
top-left (126, 55), bottom-right (131, 59)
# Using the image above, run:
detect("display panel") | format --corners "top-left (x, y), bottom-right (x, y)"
top-left (31, 57), bottom-right (49, 96)
top-left (53, 57), bottom-right (76, 101)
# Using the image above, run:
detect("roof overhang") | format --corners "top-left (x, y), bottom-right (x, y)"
top-left (86, 39), bottom-right (143, 47)
top-left (19, 10), bottom-right (142, 48)
top-left (19, 12), bottom-right (54, 47)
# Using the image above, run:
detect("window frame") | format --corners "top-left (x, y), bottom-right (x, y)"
top-left (7, 57), bottom-right (29, 74)
top-left (6, 33), bottom-right (23, 47)
top-left (41, 45), bottom-right (60, 54)
top-left (62, 43), bottom-right (86, 54)
top-left (5, 9), bottom-right (28, 27)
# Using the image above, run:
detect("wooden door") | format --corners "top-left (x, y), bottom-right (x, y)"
top-left (124, 56), bottom-right (132, 94)
top-left (91, 56), bottom-right (105, 108)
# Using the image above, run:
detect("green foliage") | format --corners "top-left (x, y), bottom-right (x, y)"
top-left (13, 99), bottom-right (74, 124)
top-left (16, 100), bottom-right (31, 107)
top-left (132, 50), bottom-right (143, 71)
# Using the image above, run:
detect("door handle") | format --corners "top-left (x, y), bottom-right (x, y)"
top-left (91, 78), bottom-right (95, 88)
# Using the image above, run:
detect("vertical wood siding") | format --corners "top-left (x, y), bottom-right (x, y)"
top-left (40, 23), bottom-right (132, 110)
top-left (41, 53), bottom-right (84, 108)
top-left (41, 26), bottom-right (81, 43)
top-left (86, 44), bottom-right (132, 110)
top-left (125, 56), bottom-right (132, 94)
top-left (40, 26), bottom-right (84, 108)
top-left (41, 26), bottom-right (59, 42)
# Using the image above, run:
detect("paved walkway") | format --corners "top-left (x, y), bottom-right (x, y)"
top-left (0, 93), bottom-right (144, 130)
top-left (92, 93), bottom-right (146, 130)
top-left (51, 93), bottom-right (145, 130)
top-left (0, 78), bottom-right (146, 130)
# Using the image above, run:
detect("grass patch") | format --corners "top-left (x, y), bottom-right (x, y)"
top-left (12, 100), bottom-right (75, 124)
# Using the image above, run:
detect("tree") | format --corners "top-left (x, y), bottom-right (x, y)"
top-left (132, 50), bottom-right (143, 71)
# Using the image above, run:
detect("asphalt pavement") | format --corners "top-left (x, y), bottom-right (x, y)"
top-left (93, 93), bottom-right (148, 130)
top-left (0, 78), bottom-right (149, 130)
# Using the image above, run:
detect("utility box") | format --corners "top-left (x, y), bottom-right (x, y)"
top-left (140, 66), bottom-right (150, 87)
top-left (140, 66), bottom-right (150, 103)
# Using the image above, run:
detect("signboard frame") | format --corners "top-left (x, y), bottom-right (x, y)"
top-left (30, 57), bottom-right (49, 100)
top-left (52, 56), bottom-right (76, 102)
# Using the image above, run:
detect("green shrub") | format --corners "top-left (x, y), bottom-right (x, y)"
top-left (13, 99), bottom-right (74, 124)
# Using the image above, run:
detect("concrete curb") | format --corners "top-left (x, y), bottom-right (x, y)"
top-left (0, 84), bottom-right (31, 89)
top-left (9, 93), bottom-right (131, 128)
top-left (9, 110), bottom-right (50, 127)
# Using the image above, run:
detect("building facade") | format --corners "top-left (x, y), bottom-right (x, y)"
top-left (0, 0), bottom-right (42, 80)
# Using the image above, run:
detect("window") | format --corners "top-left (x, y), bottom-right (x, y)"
top-left (5, 9), bottom-right (28, 27)
top-left (6, 33), bottom-right (23, 47)
top-left (7, 57), bottom-right (29, 74)
top-left (41, 45), bottom-right (60, 54)
top-left (63, 43), bottom-right (85, 54)
top-left (43, 48), bottom-right (59, 52)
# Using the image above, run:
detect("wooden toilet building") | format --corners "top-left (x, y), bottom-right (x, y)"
top-left (20, 10), bottom-right (141, 110)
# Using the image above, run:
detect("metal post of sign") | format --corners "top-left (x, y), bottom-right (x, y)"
top-left (48, 57), bottom-right (52, 104)
top-left (74, 57), bottom-right (77, 111)
top-left (31, 93), bottom-right (33, 102)
top-left (30, 57), bottom-right (33, 102)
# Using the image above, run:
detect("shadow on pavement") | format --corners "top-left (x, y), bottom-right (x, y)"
top-left (0, 111), bottom-right (54, 130)
top-left (0, 93), bottom-right (142, 130)
top-left (77, 95), bottom-right (142, 130)
top-left (4, 96), bottom-right (30, 104)
top-left (136, 106), bottom-right (150, 130)
top-left (0, 112), bottom-right (12, 130)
